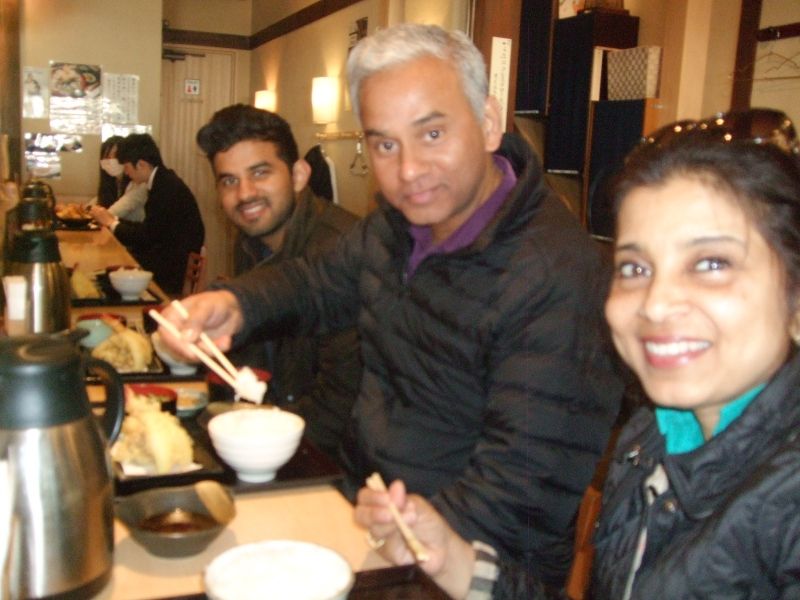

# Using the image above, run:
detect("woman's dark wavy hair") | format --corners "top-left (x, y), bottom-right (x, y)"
top-left (611, 128), bottom-right (800, 303)
top-left (196, 103), bottom-right (299, 169)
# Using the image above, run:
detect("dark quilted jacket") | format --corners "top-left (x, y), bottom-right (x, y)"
top-left (227, 190), bottom-right (362, 462)
top-left (591, 353), bottom-right (800, 599)
top-left (227, 133), bottom-right (622, 585)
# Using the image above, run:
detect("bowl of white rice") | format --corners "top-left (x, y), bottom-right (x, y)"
top-left (205, 540), bottom-right (353, 600)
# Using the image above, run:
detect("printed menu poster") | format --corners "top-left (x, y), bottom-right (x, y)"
top-left (103, 73), bottom-right (139, 125)
top-left (49, 62), bottom-right (102, 134)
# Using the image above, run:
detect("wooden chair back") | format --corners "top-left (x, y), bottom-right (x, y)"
top-left (181, 246), bottom-right (207, 298)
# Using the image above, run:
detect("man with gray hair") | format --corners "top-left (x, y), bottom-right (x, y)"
top-left (157, 23), bottom-right (621, 591)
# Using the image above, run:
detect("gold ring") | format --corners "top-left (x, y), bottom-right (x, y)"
top-left (365, 531), bottom-right (385, 550)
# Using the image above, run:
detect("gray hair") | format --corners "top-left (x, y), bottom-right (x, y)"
top-left (346, 23), bottom-right (488, 123)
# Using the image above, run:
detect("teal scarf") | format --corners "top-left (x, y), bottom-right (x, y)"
top-left (655, 384), bottom-right (765, 455)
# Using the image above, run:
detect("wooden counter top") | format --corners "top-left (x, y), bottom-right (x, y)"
top-left (93, 485), bottom-right (389, 599)
top-left (61, 231), bottom-right (390, 599)
top-left (57, 228), bottom-right (138, 273)
top-left (57, 228), bottom-right (169, 314)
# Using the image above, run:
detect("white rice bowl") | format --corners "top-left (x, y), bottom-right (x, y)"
top-left (205, 540), bottom-right (353, 600)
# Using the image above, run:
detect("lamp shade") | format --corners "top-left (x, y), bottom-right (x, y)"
top-left (311, 77), bottom-right (339, 124)
top-left (254, 90), bottom-right (276, 112)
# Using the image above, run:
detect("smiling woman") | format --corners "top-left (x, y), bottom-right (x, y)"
top-left (605, 176), bottom-right (792, 438)
top-left (591, 109), bottom-right (800, 598)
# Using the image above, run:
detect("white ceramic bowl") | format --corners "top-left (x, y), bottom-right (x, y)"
top-left (208, 408), bottom-right (304, 483)
top-left (109, 268), bottom-right (153, 301)
top-left (205, 540), bottom-right (353, 600)
top-left (151, 331), bottom-right (198, 375)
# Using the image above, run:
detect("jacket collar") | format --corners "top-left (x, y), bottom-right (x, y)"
top-left (381, 132), bottom-right (549, 252)
top-left (616, 352), bottom-right (800, 519)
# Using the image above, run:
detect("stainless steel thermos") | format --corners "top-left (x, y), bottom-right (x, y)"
top-left (4, 230), bottom-right (70, 333)
top-left (0, 335), bottom-right (124, 599)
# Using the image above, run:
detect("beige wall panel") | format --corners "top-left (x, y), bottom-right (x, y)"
top-left (164, 0), bottom-right (252, 35)
top-left (401, 0), bottom-right (469, 30)
top-left (20, 0), bottom-right (161, 197)
top-left (251, 0), bottom-right (317, 33)
top-left (699, 0), bottom-right (740, 117)
top-left (626, 0), bottom-right (665, 47)
top-left (631, 0), bottom-right (739, 126)
top-left (251, 0), bottom-right (382, 218)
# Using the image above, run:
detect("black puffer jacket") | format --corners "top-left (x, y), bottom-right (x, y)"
top-left (227, 190), bottom-right (362, 461)
top-left (591, 353), bottom-right (800, 599)
top-left (226, 134), bottom-right (622, 585)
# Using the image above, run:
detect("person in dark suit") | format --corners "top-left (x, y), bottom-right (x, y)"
top-left (92, 133), bottom-right (205, 296)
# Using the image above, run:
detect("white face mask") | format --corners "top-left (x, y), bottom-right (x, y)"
top-left (100, 158), bottom-right (124, 177)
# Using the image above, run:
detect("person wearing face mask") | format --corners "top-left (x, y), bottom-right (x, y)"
top-left (91, 136), bottom-right (147, 222)
top-left (97, 136), bottom-right (125, 207)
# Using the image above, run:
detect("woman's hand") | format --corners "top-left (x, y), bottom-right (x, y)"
top-left (355, 479), bottom-right (475, 598)
top-left (89, 205), bottom-right (114, 227)
top-left (156, 290), bottom-right (244, 361)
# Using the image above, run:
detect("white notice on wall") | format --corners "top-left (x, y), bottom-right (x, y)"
top-left (103, 73), bottom-right (139, 125)
top-left (489, 37), bottom-right (512, 132)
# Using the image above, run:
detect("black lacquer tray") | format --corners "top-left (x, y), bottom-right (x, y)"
top-left (113, 417), bottom-right (342, 497)
top-left (155, 565), bottom-right (449, 600)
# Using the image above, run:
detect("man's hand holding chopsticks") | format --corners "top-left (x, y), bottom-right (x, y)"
top-left (156, 290), bottom-right (244, 362)
top-left (354, 478), bottom-right (476, 599)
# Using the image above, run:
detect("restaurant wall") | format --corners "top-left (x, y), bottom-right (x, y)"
top-left (20, 0), bottom-right (162, 197)
top-left (249, 0), bottom-right (470, 218)
top-left (163, 0), bottom-right (251, 35)
top-left (252, 0), bottom-right (316, 34)
top-left (391, 0), bottom-right (469, 29)
top-left (250, 0), bottom-right (382, 218)
top-left (624, 0), bottom-right (740, 127)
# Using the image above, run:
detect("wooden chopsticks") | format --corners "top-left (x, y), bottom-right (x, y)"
top-left (147, 304), bottom-right (239, 389)
top-left (169, 300), bottom-right (240, 377)
top-left (365, 472), bottom-right (430, 562)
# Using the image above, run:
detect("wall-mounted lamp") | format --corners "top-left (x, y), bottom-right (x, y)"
top-left (311, 76), bottom-right (339, 124)
top-left (254, 89), bottom-right (276, 112)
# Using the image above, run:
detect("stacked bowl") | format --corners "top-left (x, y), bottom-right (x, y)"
top-left (109, 268), bottom-right (152, 301)
top-left (208, 408), bottom-right (305, 483)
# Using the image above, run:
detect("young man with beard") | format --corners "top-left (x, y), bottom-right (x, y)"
top-left (195, 104), bottom-right (362, 462)
top-left (163, 25), bottom-right (621, 593)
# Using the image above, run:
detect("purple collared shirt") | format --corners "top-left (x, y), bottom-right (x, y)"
top-left (406, 154), bottom-right (517, 277)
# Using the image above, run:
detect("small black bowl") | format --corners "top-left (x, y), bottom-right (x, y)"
top-left (115, 482), bottom-right (235, 558)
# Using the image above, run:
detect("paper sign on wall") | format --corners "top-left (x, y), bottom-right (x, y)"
top-left (184, 79), bottom-right (201, 96)
top-left (489, 37), bottom-right (512, 132)
top-left (103, 73), bottom-right (139, 124)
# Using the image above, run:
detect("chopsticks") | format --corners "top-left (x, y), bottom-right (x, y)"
top-left (169, 300), bottom-right (240, 378)
top-left (147, 306), bottom-right (239, 389)
top-left (365, 472), bottom-right (430, 562)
